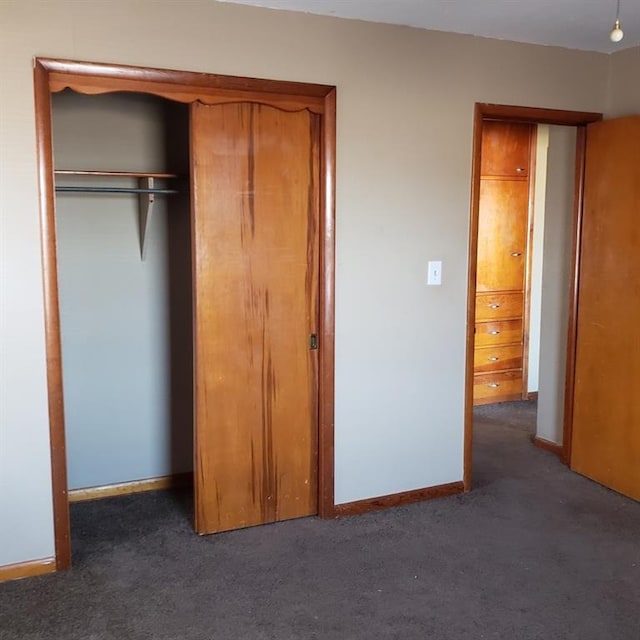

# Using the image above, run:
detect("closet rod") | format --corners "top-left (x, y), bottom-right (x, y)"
top-left (55, 186), bottom-right (179, 195)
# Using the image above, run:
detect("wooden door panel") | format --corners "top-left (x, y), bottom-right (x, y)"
top-left (571, 116), bottom-right (640, 500)
top-left (474, 319), bottom-right (523, 348)
top-left (477, 180), bottom-right (529, 292)
top-left (481, 122), bottom-right (532, 177)
top-left (191, 102), bottom-right (320, 533)
top-left (474, 371), bottom-right (523, 404)
top-left (475, 292), bottom-right (524, 321)
top-left (474, 345), bottom-right (523, 374)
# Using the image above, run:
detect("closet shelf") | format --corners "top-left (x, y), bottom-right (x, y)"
top-left (54, 170), bottom-right (183, 261)
top-left (55, 186), bottom-right (179, 195)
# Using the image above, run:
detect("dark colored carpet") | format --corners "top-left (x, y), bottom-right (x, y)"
top-left (2, 401), bottom-right (639, 639)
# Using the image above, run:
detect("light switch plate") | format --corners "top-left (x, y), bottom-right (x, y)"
top-left (428, 260), bottom-right (442, 286)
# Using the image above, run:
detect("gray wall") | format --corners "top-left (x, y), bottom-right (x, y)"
top-left (607, 46), bottom-right (640, 116)
top-left (536, 126), bottom-right (577, 444)
top-left (0, 0), bottom-right (634, 566)
top-left (52, 92), bottom-right (192, 490)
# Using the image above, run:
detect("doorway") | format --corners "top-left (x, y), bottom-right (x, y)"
top-left (34, 58), bottom-right (337, 571)
top-left (463, 104), bottom-right (602, 490)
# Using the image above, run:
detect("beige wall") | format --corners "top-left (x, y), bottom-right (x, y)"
top-left (536, 126), bottom-right (577, 444)
top-left (0, 0), bottom-right (622, 567)
top-left (606, 46), bottom-right (640, 116)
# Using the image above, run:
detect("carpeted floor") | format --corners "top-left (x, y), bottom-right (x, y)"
top-left (1, 400), bottom-right (639, 639)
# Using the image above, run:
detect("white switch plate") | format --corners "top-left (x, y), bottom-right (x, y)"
top-left (427, 260), bottom-right (442, 286)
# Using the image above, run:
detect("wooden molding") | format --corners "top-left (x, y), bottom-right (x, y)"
top-left (521, 125), bottom-right (537, 399)
top-left (0, 557), bottom-right (56, 583)
top-left (527, 391), bottom-right (538, 401)
top-left (34, 59), bottom-right (72, 572)
top-left (464, 104), bottom-right (603, 493)
top-left (533, 436), bottom-right (564, 458)
top-left (318, 88), bottom-right (337, 519)
top-left (34, 58), bottom-right (337, 567)
top-left (68, 472), bottom-right (193, 502)
top-left (477, 104), bottom-right (602, 126)
top-left (562, 128), bottom-right (588, 468)
top-left (40, 58), bottom-right (329, 114)
top-left (334, 481), bottom-right (464, 516)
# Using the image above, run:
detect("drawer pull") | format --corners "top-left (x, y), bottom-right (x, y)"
top-left (489, 330), bottom-right (500, 335)
top-left (511, 251), bottom-right (522, 257)
top-left (488, 356), bottom-right (500, 361)
top-left (515, 167), bottom-right (525, 173)
top-left (489, 303), bottom-right (500, 309)
top-left (487, 383), bottom-right (500, 388)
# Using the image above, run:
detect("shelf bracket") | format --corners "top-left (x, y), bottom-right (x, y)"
top-left (138, 176), bottom-right (155, 260)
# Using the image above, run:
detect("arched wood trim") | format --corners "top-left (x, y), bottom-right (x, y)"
top-left (44, 58), bottom-right (327, 113)
top-left (34, 57), bottom-right (337, 569)
top-left (464, 103), bottom-right (602, 491)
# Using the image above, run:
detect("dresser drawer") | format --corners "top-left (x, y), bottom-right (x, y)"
top-left (474, 345), bottom-right (522, 374)
top-left (474, 371), bottom-right (523, 404)
top-left (475, 292), bottom-right (523, 322)
top-left (474, 319), bottom-right (523, 347)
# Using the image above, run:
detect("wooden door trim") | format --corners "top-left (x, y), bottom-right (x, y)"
top-left (45, 58), bottom-right (330, 113)
top-left (318, 88), bottom-right (337, 518)
top-left (561, 126), bottom-right (588, 466)
top-left (33, 61), bottom-right (71, 571)
top-left (33, 58), bottom-right (337, 570)
top-left (521, 124), bottom-right (537, 400)
top-left (464, 103), bottom-right (602, 491)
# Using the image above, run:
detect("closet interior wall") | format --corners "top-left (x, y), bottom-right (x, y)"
top-left (52, 91), bottom-right (193, 492)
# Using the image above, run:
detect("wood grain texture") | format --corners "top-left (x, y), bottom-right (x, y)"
top-left (0, 558), bottom-right (56, 583)
top-left (475, 292), bottom-right (524, 321)
top-left (40, 58), bottom-right (332, 96)
top-left (318, 89), bottom-right (337, 518)
top-left (334, 482), bottom-right (464, 516)
top-left (562, 127), bottom-right (588, 466)
top-left (473, 371), bottom-right (523, 404)
top-left (192, 102), bottom-right (320, 533)
top-left (473, 345), bottom-right (523, 374)
top-left (474, 319), bottom-right (523, 348)
top-left (34, 60), bottom-right (72, 572)
top-left (476, 104), bottom-right (602, 127)
top-left (476, 179), bottom-right (529, 293)
top-left (68, 473), bottom-right (192, 502)
top-left (42, 59), bottom-right (327, 113)
top-left (521, 125), bottom-right (538, 400)
top-left (481, 122), bottom-right (532, 177)
top-left (570, 116), bottom-right (640, 501)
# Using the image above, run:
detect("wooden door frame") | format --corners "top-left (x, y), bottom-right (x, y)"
top-left (33, 57), bottom-right (337, 571)
top-left (464, 104), bottom-right (602, 491)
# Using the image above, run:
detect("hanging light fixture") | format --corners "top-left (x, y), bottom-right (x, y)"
top-left (610, 0), bottom-right (624, 42)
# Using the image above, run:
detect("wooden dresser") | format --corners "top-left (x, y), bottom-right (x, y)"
top-left (473, 121), bottom-right (534, 405)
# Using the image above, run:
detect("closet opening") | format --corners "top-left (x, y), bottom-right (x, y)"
top-left (51, 90), bottom-right (194, 559)
top-left (35, 58), bottom-right (337, 572)
top-left (463, 105), bottom-right (602, 491)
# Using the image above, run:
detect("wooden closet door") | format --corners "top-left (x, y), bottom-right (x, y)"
top-left (191, 102), bottom-right (320, 533)
top-left (476, 179), bottom-right (529, 292)
top-left (571, 116), bottom-right (640, 500)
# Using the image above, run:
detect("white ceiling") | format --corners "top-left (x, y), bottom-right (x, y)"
top-left (217, 0), bottom-right (640, 53)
